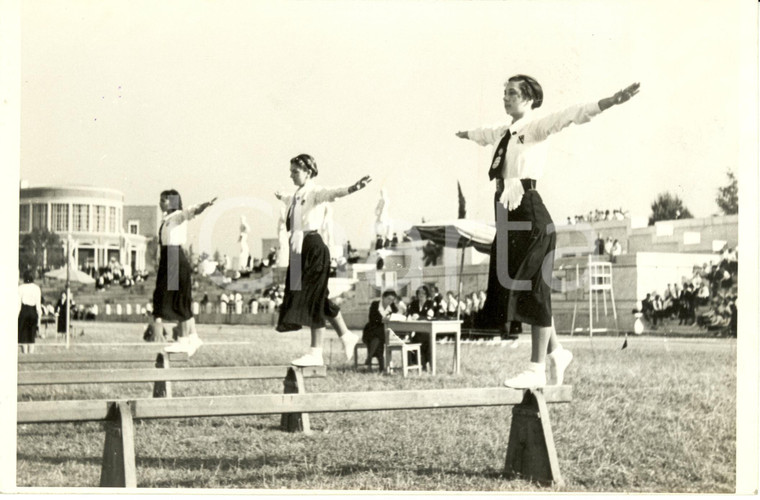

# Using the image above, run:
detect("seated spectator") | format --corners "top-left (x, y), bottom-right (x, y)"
top-left (641, 293), bottom-right (654, 326)
top-left (678, 284), bottom-right (697, 326)
top-left (404, 286), bottom-right (435, 370)
top-left (652, 294), bottom-right (665, 327)
top-left (362, 290), bottom-right (398, 371)
top-left (445, 291), bottom-right (460, 318)
top-left (391, 233), bottom-right (399, 247)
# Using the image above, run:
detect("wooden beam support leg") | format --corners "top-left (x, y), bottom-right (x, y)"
top-left (153, 353), bottom-right (172, 398)
top-left (504, 389), bottom-right (564, 487)
top-left (279, 367), bottom-right (312, 435)
top-left (100, 401), bottom-right (137, 488)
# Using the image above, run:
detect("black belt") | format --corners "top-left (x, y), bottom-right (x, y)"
top-left (495, 178), bottom-right (537, 194)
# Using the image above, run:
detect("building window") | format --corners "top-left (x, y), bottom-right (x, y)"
top-left (108, 207), bottom-right (117, 233)
top-left (51, 203), bottom-right (69, 232)
top-left (73, 204), bottom-right (90, 232)
top-left (128, 221), bottom-right (139, 235)
top-left (32, 203), bottom-right (48, 230)
top-left (19, 205), bottom-right (30, 232)
top-left (95, 205), bottom-right (106, 233)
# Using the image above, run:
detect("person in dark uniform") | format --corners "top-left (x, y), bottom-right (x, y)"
top-left (362, 290), bottom-right (399, 370)
top-left (405, 285), bottom-right (436, 370)
top-left (456, 75), bottom-right (640, 388)
top-left (274, 153), bottom-right (371, 367)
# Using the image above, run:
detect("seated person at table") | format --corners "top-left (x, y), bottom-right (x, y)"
top-left (361, 290), bottom-right (398, 370)
top-left (405, 286), bottom-right (435, 370)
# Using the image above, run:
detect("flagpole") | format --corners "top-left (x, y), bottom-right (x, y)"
top-left (66, 233), bottom-right (71, 349)
top-left (456, 237), bottom-right (472, 322)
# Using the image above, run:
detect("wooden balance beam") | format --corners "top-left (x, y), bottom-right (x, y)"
top-left (17, 385), bottom-right (572, 488)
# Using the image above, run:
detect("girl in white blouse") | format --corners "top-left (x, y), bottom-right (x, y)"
top-left (456, 75), bottom-right (639, 389)
top-left (155, 189), bottom-right (216, 356)
top-left (275, 154), bottom-right (371, 367)
top-left (18, 270), bottom-right (42, 354)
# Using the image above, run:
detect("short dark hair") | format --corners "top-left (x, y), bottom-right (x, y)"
top-left (291, 154), bottom-right (318, 178)
top-left (507, 74), bottom-right (543, 109)
top-left (416, 285), bottom-right (430, 298)
top-left (381, 290), bottom-right (397, 299)
top-left (23, 270), bottom-right (34, 284)
top-left (160, 189), bottom-right (183, 212)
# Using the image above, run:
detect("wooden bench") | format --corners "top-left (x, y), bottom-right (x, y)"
top-left (17, 385), bottom-right (572, 488)
top-left (19, 351), bottom-right (189, 397)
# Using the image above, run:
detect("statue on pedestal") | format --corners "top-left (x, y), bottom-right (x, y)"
top-left (238, 216), bottom-right (250, 271)
top-left (375, 189), bottom-right (393, 248)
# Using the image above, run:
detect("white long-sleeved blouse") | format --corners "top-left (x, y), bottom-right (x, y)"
top-left (159, 205), bottom-right (201, 246)
top-left (466, 102), bottom-right (602, 210)
top-left (279, 179), bottom-right (350, 253)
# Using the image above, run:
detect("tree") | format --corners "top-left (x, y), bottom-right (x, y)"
top-left (19, 228), bottom-right (64, 276)
top-left (716, 168), bottom-right (738, 215)
top-left (145, 236), bottom-right (159, 271)
top-left (648, 192), bottom-right (693, 225)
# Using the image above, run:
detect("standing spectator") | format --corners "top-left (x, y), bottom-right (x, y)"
top-left (274, 153), bottom-right (371, 366)
top-left (55, 290), bottom-right (73, 336)
top-left (18, 270), bottom-right (42, 354)
top-left (594, 233), bottom-right (605, 256)
top-left (604, 237), bottom-right (613, 256)
top-left (455, 73), bottom-right (639, 388)
top-left (610, 239), bottom-right (622, 263)
top-left (362, 290), bottom-right (398, 371)
top-left (154, 189), bottom-right (217, 356)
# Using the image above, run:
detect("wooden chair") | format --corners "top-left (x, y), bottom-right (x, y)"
top-left (384, 328), bottom-right (422, 377)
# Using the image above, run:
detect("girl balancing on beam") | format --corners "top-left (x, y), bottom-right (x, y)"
top-left (275, 153), bottom-right (372, 367)
top-left (456, 75), bottom-right (640, 388)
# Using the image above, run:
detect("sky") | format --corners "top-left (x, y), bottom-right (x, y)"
top-left (11, 0), bottom-right (756, 261)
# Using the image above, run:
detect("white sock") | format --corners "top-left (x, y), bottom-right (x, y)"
top-left (548, 347), bottom-right (564, 358)
top-left (529, 362), bottom-right (545, 372)
top-left (310, 347), bottom-right (323, 356)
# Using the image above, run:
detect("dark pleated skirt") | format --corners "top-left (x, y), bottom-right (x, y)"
top-left (153, 245), bottom-right (194, 322)
top-left (56, 303), bottom-right (68, 333)
top-left (277, 232), bottom-right (340, 331)
top-left (478, 188), bottom-right (556, 328)
top-left (18, 304), bottom-right (38, 344)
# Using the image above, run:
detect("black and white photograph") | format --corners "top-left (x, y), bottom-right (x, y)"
top-left (3, 0), bottom-right (758, 494)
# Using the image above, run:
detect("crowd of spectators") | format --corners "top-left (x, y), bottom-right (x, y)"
top-left (638, 246), bottom-right (738, 335)
top-left (593, 234), bottom-right (623, 262)
top-left (94, 259), bottom-right (150, 290)
top-left (198, 284), bottom-right (286, 315)
top-left (566, 208), bottom-right (629, 225)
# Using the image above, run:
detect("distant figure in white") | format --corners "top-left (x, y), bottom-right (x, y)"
top-left (238, 215), bottom-right (250, 271)
top-left (374, 189), bottom-right (392, 244)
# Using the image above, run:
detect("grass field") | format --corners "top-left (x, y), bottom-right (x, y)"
top-left (16, 321), bottom-right (736, 492)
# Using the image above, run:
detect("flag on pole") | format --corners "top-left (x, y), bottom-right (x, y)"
top-left (457, 181), bottom-right (466, 219)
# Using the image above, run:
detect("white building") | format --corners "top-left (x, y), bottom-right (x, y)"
top-left (19, 185), bottom-right (153, 272)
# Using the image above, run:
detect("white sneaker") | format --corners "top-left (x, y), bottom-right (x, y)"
top-left (504, 369), bottom-right (546, 389)
top-left (187, 333), bottom-right (203, 357)
top-left (291, 352), bottom-right (324, 367)
top-left (548, 348), bottom-right (573, 385)
top-left (164, 336), bottom-right (190, 353)
top-left (341, 332), bottom-right (359, 361)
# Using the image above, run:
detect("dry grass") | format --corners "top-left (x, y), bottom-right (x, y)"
top-left (17, 322), bottom-right (736, 492)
